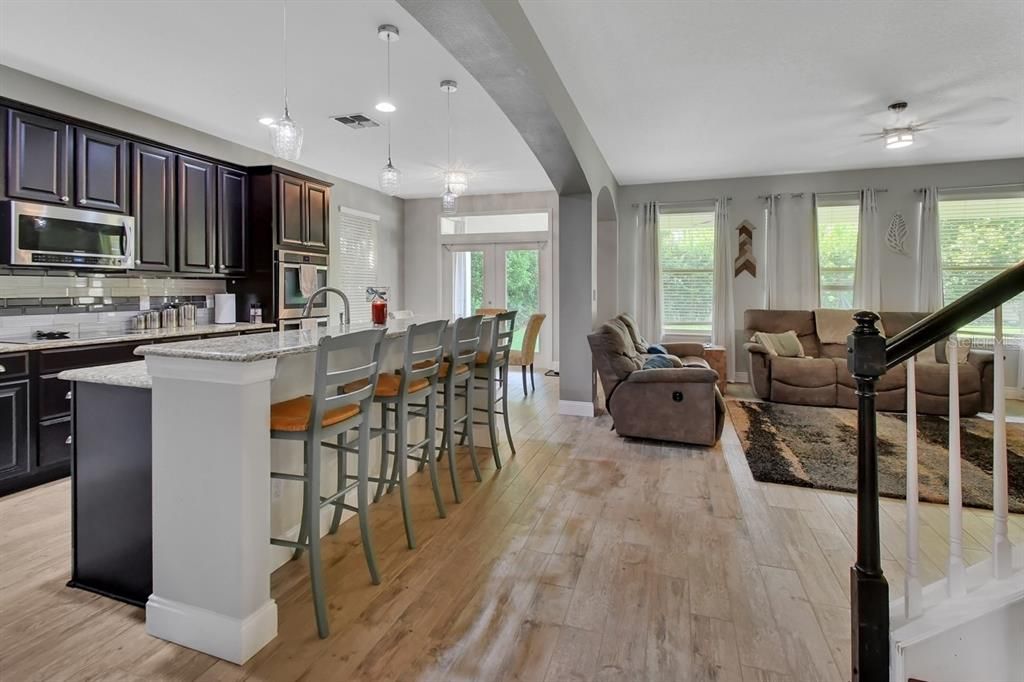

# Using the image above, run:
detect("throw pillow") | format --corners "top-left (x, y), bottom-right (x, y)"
top-left (935, 337), bottom-right (972, 364)
top-left (814, 308), bottom-right (886, 345)
top-left (647, 344), bottom-right (668, 355)
top-left (751, 330), bottom-right (805, 358)
top-left (642, 355), bottom-right (676, 370)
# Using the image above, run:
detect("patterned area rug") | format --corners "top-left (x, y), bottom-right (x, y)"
top-left (727, 400), bottom-right (1024, 512)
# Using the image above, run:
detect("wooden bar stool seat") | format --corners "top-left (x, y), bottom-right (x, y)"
top-left (343, 374), bottom-right (430, 398)
top-left (270, 396), bottom-right (360, 432)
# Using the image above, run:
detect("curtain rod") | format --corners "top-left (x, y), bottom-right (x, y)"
top-left (914, 182), bottom-right (1024, 193)
top-left (757, 192), bottom-right (806, 200)
top-left (631, 197), bottom-right (731, 208)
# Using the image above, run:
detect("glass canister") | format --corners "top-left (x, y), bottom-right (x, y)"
top-left (370, 288), bottom-right (388, 325)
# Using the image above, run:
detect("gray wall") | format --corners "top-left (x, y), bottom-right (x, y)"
top-left (0, 66), bottom-right (405, 312)
top-left (618, 157), bottom-right (1024, 376)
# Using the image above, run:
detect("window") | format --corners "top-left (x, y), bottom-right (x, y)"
top-left (440, 211), bottom-right (549, 235)
top-left (334, 208), bottom-right (378, 325)
top-left (816, 196), bottom-right (860, 309)
top-left (658, 206), bottom-right (715, 335)
top-left (939, 191), bottom-right (1024, 337)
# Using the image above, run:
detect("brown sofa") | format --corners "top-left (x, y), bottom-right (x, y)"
top-left (587, 314), bottom-right (725, 446)
top-left (743, 309), bottom-right (996, 416)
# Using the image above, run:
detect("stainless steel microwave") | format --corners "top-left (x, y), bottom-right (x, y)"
top-left (2, 200), bottom-right (136, 270)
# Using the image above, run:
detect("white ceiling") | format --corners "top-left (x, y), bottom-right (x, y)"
top-left (0, 0), bottom-right (553, 198)
top-left (522, 0), bottom-right (1024, 185)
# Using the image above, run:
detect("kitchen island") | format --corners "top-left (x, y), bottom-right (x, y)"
top-left (117, 320), bottom-right (493, 664)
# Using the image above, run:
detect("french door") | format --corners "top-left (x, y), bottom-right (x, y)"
top-left (442, 242), bottom-right (550, 366)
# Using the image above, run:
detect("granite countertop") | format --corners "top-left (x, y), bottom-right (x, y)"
top-left (60, 361), bottom-right (152, 389)
top-left (0, 322), bottom-right (276, 354)
top-left (136, 319), bottom-right (418, 363)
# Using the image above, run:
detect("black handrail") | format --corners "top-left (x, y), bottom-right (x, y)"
top-left (886, 259), bottom-right (1024, 367)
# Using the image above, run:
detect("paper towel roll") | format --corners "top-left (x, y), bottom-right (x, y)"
top-left (214, 293), bottom-right (236, 324)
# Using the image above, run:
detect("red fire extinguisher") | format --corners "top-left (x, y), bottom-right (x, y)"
top-left (371, 289), bottom-right (388, 325)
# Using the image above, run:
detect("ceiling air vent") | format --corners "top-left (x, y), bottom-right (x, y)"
top-left (332, 113), bottom-right (381, 129)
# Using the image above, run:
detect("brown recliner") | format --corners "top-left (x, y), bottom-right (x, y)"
top-left (743, 309), bottom-right (995, 416)
top-left (587, 317), bottom-right (725, 446)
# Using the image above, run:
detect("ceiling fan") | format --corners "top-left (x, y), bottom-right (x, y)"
top-left (861, 99), bottom-right (1012, 150)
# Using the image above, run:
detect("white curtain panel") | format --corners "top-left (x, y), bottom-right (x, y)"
top-left (916, 186), bottom-right (944, 313)
top-left (764, 195), bottom-right (780, 308)
top-left (853, 188), bottom-right (881, 311)
top-left (635, 202), bottom-right (663, 342)
top-left (711, 197), bottom-right (736, 381)
top-left (806, 195), bottom-right (822, 309)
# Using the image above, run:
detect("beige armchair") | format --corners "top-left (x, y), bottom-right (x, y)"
top-left (510, 313), bottom-right (546, 393)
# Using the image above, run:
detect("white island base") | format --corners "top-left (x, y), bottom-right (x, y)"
top-left (138, 322), bottom-right (495, 664)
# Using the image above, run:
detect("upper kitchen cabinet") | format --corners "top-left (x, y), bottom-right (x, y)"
top-left (217, 166), bottom-right (247, 275)
top-left (5, 109), bottom-right (71, 205)
top-left (250, 166), bottom-right (332, 254)
top-left (74, 127), bottom-right (129, 213)
top-left (131, 143), bottom-right (176, 272)
top-left (176, 155), bottom-right (216, 273)
top-left (305, 181), bottom-right (330, 251)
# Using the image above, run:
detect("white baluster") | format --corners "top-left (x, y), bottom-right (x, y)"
top-left (947, 335), bottom-right (966, 597)
top-left (905, 355), bottom-right (922, 618)
top-left (992, 305), bottom-right (1012, 579)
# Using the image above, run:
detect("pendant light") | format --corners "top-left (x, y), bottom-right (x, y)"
top-left (269, 0), bottom-right (303, 160)
top-left (440, 79), bottom-right (462, 214)
top-left (377, 25), bottom-right (401, 195)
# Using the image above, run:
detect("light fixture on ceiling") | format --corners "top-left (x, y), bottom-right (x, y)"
top-left (269, 0), bottom-right (303, 160)
top-left (376, 25), bottom-right (401, 195)
top-left (375, 25), bottom-right (399, 113)
top-left (883, 102), bottom-right (914, 150)
top-left (440, 79), bottom-right (464, 214)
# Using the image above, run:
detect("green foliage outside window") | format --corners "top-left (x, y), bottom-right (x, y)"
top-left (817, 202), bottom-right (859, 309)
top-left (659, 210), bottom-right (715, 335)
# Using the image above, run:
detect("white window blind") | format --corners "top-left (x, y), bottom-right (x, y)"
top-left (335, 209), bottom-right (379, 325)
top-left (939, 191), bottom-right (1024, 337)
top-left (816, 197), bottom-right (860, 309)
top-left (658, 206), bottom-right (715, 335)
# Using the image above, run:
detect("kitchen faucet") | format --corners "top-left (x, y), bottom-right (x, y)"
top-left (302, 287), bottom-right (351, 327)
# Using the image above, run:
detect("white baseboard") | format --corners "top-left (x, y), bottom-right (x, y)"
top-left (550, 360), bottom-right (559, 372)
top-left (146, 595), bottom-right (277, 665)
top-left (731, 372), bottom-right (748, 384)
top-left (559, 400), bottom-right (595, 417)
top-left (1007, 387), bottom-right (1024, 401)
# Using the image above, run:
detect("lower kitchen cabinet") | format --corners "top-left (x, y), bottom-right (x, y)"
top-left (0, 377), bottom-right (31, 486)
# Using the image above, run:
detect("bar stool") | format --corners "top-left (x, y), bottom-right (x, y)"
top-left (433, 315), bottom-right (485, 503)
top-left (466, 311), bottom-right (517, 468)
top-left (268, 328), bottom-right (385, 639)
top-left (370, 320), bottom-right (448, 550)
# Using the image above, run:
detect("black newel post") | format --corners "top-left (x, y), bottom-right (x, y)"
top-left (847, 311), bottom-right (890, 681)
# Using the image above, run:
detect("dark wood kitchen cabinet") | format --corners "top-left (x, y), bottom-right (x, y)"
top-left (131, 143), bottom-right (176, 272)
top-left (74, 127), bottom-right (129, 212)
top-left (217, 166), bottom-right (247, 275)
top-left (0, 366), bottom-right (31, 486)
top-left (305, 181), bottom-right (330, 251)
top-left (176, 154), bottom-right (216, 273)
top-left (5, 109), bottom-right (71, 205)
top-left (277, 173), bottom-right (306, 248)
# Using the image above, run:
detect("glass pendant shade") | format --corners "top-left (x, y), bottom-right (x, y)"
top-left (379, 161), bottom-right (401, 196)
top-left (443, 170), bottom-right (468, 196)
top-left (441, 189), bottom-right (458, 215)
top-left (269, 110), bottom-right (304, 161)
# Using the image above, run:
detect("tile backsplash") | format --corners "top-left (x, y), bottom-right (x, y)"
top-left (0, 274), bottom-right (225, 331)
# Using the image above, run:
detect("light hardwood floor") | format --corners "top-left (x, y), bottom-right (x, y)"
top-left (1, 374), bottom-right (1021, 682)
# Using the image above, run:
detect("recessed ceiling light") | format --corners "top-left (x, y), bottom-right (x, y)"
top-left (258, 116), bottom-right (275, 126)
top-left (375, 101), bottom-right (396, 113)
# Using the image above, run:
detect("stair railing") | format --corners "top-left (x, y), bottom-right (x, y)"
top-left (848, 259), bottom-right (1024, 682)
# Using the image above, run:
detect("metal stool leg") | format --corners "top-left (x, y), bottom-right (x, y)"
top-left (292, 442), bottom-right (310, 560)
top-left (305, 433), bottom-right (329, 638)
top-left (356, 417), bottom-right (381, 585)
top-left (329, 431), bottom-right (347, 534)
top-left (462, 380), bottom-right (483, 481)
top-left (501, 364), bottom-right (516, 455)
top-left (395, 396), bottom-right (416, 549)
top-left (487, 372), bottom-right (502, 469)
top-left (443, 385), bottom-right (462, 502)
top-left (424, 387), bottom-right (446, 518)
top-left (374, 405), bottom-right (390, 502)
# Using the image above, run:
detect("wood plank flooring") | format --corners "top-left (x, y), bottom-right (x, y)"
top-left (1, 373), bottom-right (1022, 681)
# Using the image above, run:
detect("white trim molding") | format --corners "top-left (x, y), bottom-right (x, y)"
top-left (559, 400), bottom-right (595, 417)
top-left (146, 596), bottom-right (277, 665)
top-left (338, 205), bottom-right (381, 222)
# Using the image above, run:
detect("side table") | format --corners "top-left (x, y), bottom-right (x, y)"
top-left (702, 344), bottom-right (727, 395)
